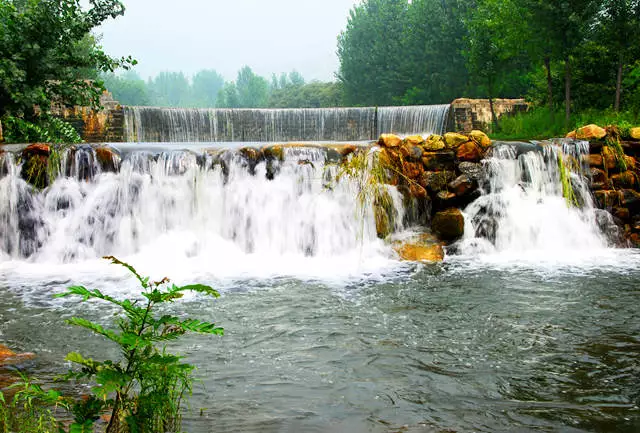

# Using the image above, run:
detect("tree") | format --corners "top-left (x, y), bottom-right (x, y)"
top-left (190, 69), bottom-right (224, 108)
top-left (217, 81), bottom-right (239, 108)
top-left (235, 66), bottom-right (269, 108)
top-left (103, 71), bottom-right (151, 106)
top-left (0, 0), bottom-right (135, 120)
top-left (600, 0), bottom-right (640, 111)
top-left (148, 71), bottom-right (190, 107)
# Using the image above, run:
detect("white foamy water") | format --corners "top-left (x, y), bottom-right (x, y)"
top-left (0, 146), bottom-right (410, 292)
top-left (455, 140), bottom-right (620, 263)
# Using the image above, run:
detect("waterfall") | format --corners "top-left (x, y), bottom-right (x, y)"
top-left (0, 146), bottom-right (404, 275)
top-left (123, 105), bottom-right (450, 143)
top-left (457, 140), bottom-right (616, 257)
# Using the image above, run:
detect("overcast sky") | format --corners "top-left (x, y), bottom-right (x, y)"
top-left (97, 0), bottom-right (360, 82)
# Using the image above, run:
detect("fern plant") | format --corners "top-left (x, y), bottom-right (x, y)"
top-left (54, 256), bottom-right (224, 433)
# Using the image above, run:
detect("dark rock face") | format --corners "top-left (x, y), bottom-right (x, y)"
top-left (432, 208), bottom-right (465, 241)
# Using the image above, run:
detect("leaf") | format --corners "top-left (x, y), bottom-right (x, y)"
top-left (171, 283), bottom-right (220, 298)
top-left (180, 319), bottom-right (224, 335)
top-left (66, 317), bottom-right (124, 345)
top-left (103, 255), bottom-right (149, 288)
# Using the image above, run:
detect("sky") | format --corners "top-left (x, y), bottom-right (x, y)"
top-left (97, 0), bottom-right (360, 82)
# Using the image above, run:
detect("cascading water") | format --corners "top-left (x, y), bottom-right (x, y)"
top-left (0, 145), bottom-right (405, 278)
top-left (123, 105), bottom-right (451, 143)
top-left (456, 139), bottom-right (617, 258)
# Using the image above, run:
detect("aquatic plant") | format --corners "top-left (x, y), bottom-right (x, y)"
top-left (52, 256), bottom-right (224, 433)
top-left (557, 151), bottom-right (579, 208)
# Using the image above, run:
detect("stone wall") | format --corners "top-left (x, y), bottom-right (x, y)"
top-left (51, 92), bottom-right (125, 143)
top-left (450, 98), bottom-right (529, 133)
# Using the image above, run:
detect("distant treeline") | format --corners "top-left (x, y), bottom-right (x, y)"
top-left (337, 0), bottom-right (640, 122)
top-left (102, 67), bottom-right (343, 109)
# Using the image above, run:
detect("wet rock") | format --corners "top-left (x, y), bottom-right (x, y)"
top-left (630, 127), bottom-right (640, 140)
top-left (432, 208), bottom-right (465, 241)
top-left (576, 124), bottom-right (606, 140)
top-left (625, 156), bottom-right (636, 170)
top-left (422, 151), bottom-right (455, 171)
top-left (333, 144), bottom-right (358, 157)
top-left (602, 146), bottom-right (618, 171)
top-left (469, 130), bottom-right (491, 149)
top-left (400, 144), bottom-right (423, 162)
top-left (590, 168), bottom-right (608, 189)
top-left (566, 130), bottom-right (576, 139)
top-left (620, 189), bottom-right (640, 213)
top-left (22, 143), bottom-right (51, 158)
top-left (0, 344), bottom-right (35, 366)
top-left (394, 234), bottom-right (444, 263)
top-left (436, 190), bottom-right (457, 203)
top-left (444, 132), bottom-right (468, 149)
top-left (409, 183), bottom-right (428, 199)
top-left (594, 190), bottom-right (621, 209)
top-left (374, 190), bottom-right (395, 239)
top-left (584, 154), bottom-right (603, 167)
top-left (448, 174), bottom-right (474, 196)
top-left (613, 207), bottom-right (630, 221)
top-left (95, 146), bottom-right (121, 173)
top-left (423, 134), bottom-right (445, 151)
top-left (458, 162), bottom-right (484, 181)
top-left (262, 145), bottom-right (284, 161)
top-left (402, 161), bottom-right (424, 179)
top-left (404, 135), bottom-right (425, 146)
top-left (611, 171), bottom-right (638, 189)
top-left (456, 141), bottom-right (483, 162)
top-left (422, 171), bottom-right (456, 193)
top-left (378, 134), bottom-right (402, 148)
top-left (21, 154), bottom-right (49, 189)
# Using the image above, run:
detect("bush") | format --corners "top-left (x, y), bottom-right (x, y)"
top-left (2, 116), bottom-right (82, 144)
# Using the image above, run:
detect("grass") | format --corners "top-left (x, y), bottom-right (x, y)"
top-left (490, 107), bottom-right (639, 140)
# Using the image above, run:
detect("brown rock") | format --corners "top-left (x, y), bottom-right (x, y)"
top-left (239, 147), bottom-right (262, 162)
top-left (378, 134), bottom-right (403, 148)
top-left (0, 344), bottom-right (35, 366)
top-left (448, 174), bottom-right (474, 196)
top-left (437, 191), bottom-right (456, 202)
top-left (590, 168), bottom-right (607, 186)
top-left (422, 151), bottom-right (455, 171)
top-left (402, 161), bottom-right (424, 179)
top-left (409, 183), bottom-right (428, 199)
top-left (576, 124), bottom-right (607, 140)
top-left (630, 127), bottom-right (640, 140)
top-left (400, 144), bottom-right (423, 162)
top-left (95, 146), bottom-right (121, 172)
top-left (395, 242), bottom-right (444, 263)
top-left (432, 208), bottom-right (465, 241)
top-left (423, 134), bottom-right (445, 151)
top-left (611, 171), bottom-right (638, 189)
top-left (22, 143), bottom-right (51, 158)
top-left (444, 133), bottom-right (469, 149)
top-left (469, 130), bottom-right (491, 149)
top-left (456, 141), bottom-right (483, 162)
top-left (262, 145), bottom-right (284, 161)
top-left (404, 135), bottom-right (425, 146)
top-left (625, 156), bottom-right (636, 170)
top-left (335, 144), bottom-right (358, 157)
top-left (613, 207), bottom-right (631, 221)
top-left (594, 190), bottom-right (622, 208)
top-left (423, 170), bottom-right (456, 192)
top-left (620, 189), bottom-right (640, 212)
top-left (584, 154), bottom-right (603, 167)
top-left (566, 130), bottom-right (577, 139)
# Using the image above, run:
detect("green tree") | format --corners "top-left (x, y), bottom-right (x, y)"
top-left (217, 81), bottom-right (239, 108)
top-left (235, 66), bottom-right (270, 108)
top-left (103, 71), bottom-right (151, 106)
top-left (0, 0), bottom-right (135, 120)
top-left (148, 71), bottom-right (190, 107)
top-left (190, 69), bottom-right (225, 108)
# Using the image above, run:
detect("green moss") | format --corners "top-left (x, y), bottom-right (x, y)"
top-left (557, 151), bottom-right (579, 208)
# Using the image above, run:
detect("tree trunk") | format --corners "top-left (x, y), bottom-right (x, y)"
top-left (615, 54), bottom-right (623, 112)
top-left (544, 57), bottom-right (553, 113)
top-left (564, 56), bottom-right (571, 126)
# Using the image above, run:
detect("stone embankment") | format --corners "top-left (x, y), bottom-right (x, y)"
top-left (567, 124), bottom-right (640, 247)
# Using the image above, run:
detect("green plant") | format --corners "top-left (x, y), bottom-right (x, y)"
top-left (2, 115), bottom-right (82, 144)
top-left (54, 256), bottom-right (224, 433)
top-left (557, 151), bottom-right (579, 208)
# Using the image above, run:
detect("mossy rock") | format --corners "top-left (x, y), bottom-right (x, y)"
top-left (404, 135), bottom-right (425, 146)
top-left (575, 124), bottom-right (606, 140)
top-left (630, 127), bottom-right (640, 140)
top-left (469, 130), bottom-right (491, 149)
top-left (378, 134), bottom-right (403, 148)
top-left (444, 133), bottom-right (469, 149)
top-left (21, 154), bottom-right (49, 189)
top-left (432, 208), bottom-right (465, 241)
top-left (423, 134), bottom-right (445, 151)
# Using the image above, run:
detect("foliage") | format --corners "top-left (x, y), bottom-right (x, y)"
top-left (2, 115), bottom-right (82, 144)
top-left (52, 256), bottom-right (224, 433)
top-left (0, 0), bottom-right (136, 120)
top-left (557, 151), bottom-right (579, 207)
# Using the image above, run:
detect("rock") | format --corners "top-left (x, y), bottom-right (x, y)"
top-left (432, 208), bottom-right (465, 241)
top-left (602, 146), bottom-right (617, 171)
top-left (0, 344), bottom-right (35, 366)
top-left (620, 189), bottom-right (640, 213)
top-left (95, 146), bottom-right (121, 172)
top-left (239, 147), bottom-right (262, 162)
top-left (444, 132), bottom-right (469, 149)
top-left (566, 130), bottom-right (577, 139)
top-left (262, 145), bottom-right (284, 161)
top-left (613, 207), bottom-right (631, 221)
top-left (394, 242), bottom-right (444, 263)
top-left (378, 134), bottom-right (402, 148)
top-left (423, 134), bottom-right (445, 151)
top-left (21, 153), bottom-right (49, 189)
top-left (458, 162), bottom-right (484, 181)
top-left (373, 190), bottom-right (395, 239)
top-left (334, 144), bottom-right (358, 157)
top-left (584, 154), bottom-right (603, 167)
top-left (22, 143), bottom-right (51, 158)
top-left (611, 171), bottom-right (638, 189)
top-left (404, 135), bottom-right (425, 146)
top-left (456, 141), bottom-right (483, 162)
top-left (590, 168), bottom-right (608, 187)
top-left (469, 130), bottom-right (491, 149)
top-left (630, 127), bottom-right (640, 140)
top-left (422, 151), bottom-right (455, 171)
top-left (409, 183), bottom-right (428, 199)
top-left (575, 124), bottom-right (607, 140)
top-left (625, 156), bottom-right (636, 170)
top-left (594, 190), bottom-right (621, 208)
top-left (402, 160), bottom-right (424, 179)
top-left (400, 144), bottom-right (423, 162)
top-left (422, 170), bottom-right (456, 192)
top-left (448, 174), bottom-right (474, 196)
top-left (436, 191), bottom-right (457, 202)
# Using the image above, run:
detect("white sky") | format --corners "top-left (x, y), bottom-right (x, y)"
top-left (97, 0), bottom-right (360, 82)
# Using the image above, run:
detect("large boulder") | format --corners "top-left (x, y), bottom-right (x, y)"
top-left (584, 153), bottom-right (603, 167)
top-left (378, 134), bottom-right (403, 148)
top-left (422, 151), bottom-right (455, 171)
top-left (404, 135), bottom-right (425, 146)
top-left (458, 162), bottom-right (484, 181)
top-left (444, 132), bottom-right (469, 149)
top-left (422, 170), bottom-right (456, 193)
top-left (393, 233), bottom-right (444, 263)
top-left (95, 146), bottom-right (121, 173)
top-left (423, 134), bottom-right (446, 151)
top-left (469, 130), bottom-right (491, 149)
top-left (456, 141), bottom-right (483, 162)
top-left (432, 208), bottom-right (465, 241)
top-left (630, 127), bottom-right (640, 140)
top-left (449, 174), bottom-right (474, 196)
top-left (576, 124), bottom-right (607, 140)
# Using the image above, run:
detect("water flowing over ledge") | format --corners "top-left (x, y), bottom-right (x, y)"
top-left (123, 105), bottom-right (451, 143)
